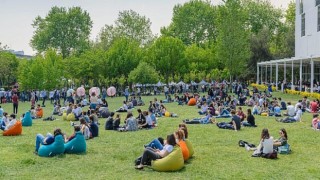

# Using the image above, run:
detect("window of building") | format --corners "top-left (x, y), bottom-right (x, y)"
top-left (300, 0), bottom-right (304, 14)
top-left (318, 6), bottom-right (320, 31)
top-left (301, 13), bottom-right (305, 36)
top-left (316, 0), bottom-right (320, 6)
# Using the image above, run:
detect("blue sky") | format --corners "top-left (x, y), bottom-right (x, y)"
top-left (0, 0), bottom-right (292, 55)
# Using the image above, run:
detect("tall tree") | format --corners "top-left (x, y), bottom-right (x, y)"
top-left (215, 0), bottom-right (251, 80)
top-left (148, 36), bottom-right (186, 83)
top-left (96, 10), bottom-right (154, 49)
top-left (0, 51), bottom-right (19, 86)
top-left (161, 0), bottom-right (216, 46)
top-left (128, 61), bottom-right (158, 84)
top-left (31, 6), bottom-right (92, 58)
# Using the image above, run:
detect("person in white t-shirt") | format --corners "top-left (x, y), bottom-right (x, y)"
top-left (3, 114), bottom-right (17, 131)
top-left (277, 105), bottom-right (302, 123)
top-left (246, 128), bottom-right (274, 155)
top-left (135, 134), bottom-right (177, 170)
top-left (284, 102), bottom-right (295, 117)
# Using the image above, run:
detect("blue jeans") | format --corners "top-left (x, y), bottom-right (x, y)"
top-left (217, 122), bottom-right (233, 129)
top-left (146, 139), bottom-right (163, 150)
top-left (35, 134), bottom-right (45, 152)
top-left (243, 122), bottom-right (255, 127)
top-left (0, 120), bottom-right (5, 130)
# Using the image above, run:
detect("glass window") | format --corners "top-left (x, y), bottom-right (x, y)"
top-left (316, 0), bottom-right (320, 6)
top-left (300, 0), bottom-right (304, 14)
top-left (301, 13), bottom-right (305, 36)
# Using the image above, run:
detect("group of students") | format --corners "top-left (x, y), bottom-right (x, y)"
top-left (135, 123), bottom-right (190, 170)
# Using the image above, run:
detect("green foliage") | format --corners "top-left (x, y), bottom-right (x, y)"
top-left (128, 61), bottom-right (158, 84)
top-left (96, 10), bottom-right (154, 49)
top-left (216, 0), bottom-right (251, 80)
top-left (148, 36), bottom-right (186, 83)
top-left (161, 0), bottom-right (216, 45)
top-left (0, 51), bottom-right (19, 87)
top-left (31, 6), bottom-right (92, 58)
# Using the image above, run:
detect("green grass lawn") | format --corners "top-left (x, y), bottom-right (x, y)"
top-left (0, 91), bottom-right (319, 179)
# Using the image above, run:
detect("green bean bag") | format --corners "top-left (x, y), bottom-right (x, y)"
top-left (62, 112), bottom-right (67, 121)
top-left (22, 111), bottom-right (32, 126)
top-left (152, 146), bottom-right (184, 172)
top-left (185, 139), bottom-right (194, 157)
top-left (38, 135), bottom-right (65, 157)
top-left (67, 113), bottom-right (75, 121)
top-left (64, 131), bottom-right (86, 154)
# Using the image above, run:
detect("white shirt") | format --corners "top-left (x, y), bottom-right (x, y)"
top-left (261, 137), bottom-right (274, 154)
top-left (287, 105), bottom-right (295, 116)
top-left (146, 115), bottom-right (153, 125)
top-left (295, 102), bottom-right (302, 112)
top-left (160, 144), bottom-right (173, 155)
top-left (5, 119), bottom-right (17, 130)
top-left (294, 109), bottom-right (302, 121)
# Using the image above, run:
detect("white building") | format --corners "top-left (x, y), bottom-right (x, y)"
top-left (257, 0), bottom-right (320, 92)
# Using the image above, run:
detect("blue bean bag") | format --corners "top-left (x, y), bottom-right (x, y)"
top-left (64, 131), bottom-right (86, 154)
top-left (38, 135), bottom-right (65, 157)
top-left (22, 111), bottom-right (32, 126)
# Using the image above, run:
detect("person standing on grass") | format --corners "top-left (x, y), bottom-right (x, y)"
top-left (12, 93), bottom-right (18, 114)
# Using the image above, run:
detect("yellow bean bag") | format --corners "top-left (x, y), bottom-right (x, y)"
top-left (178, 140), bottom-right (189, 161)
top-left (165, 111), bottom-right (171, 117)
top-left (261, 112), bottom-right (268, 116)
top-left (185, 139), bottom-right (194, 157)
top-left (152, 146), bottom-right (184, 172)
top-left (67, 113), bottom-right (75, 121)
top-left (62, 113), bottom-right (67, 121)
top-left (3, 121), bottom-right (22, 136)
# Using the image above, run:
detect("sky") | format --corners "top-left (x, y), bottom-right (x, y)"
top-left (0, 0), bottom-right (293, 55)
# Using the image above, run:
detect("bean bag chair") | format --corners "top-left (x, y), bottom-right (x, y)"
top-left (38, 135), bottom-right (65, 157)
top-left (64, 131), bottom-right (86, 154)
top-left (165, 111), bottom-right (171, 117)
top-left (3, 121), bottom-right (22, 136)
top-left (179, 140), bottom-right (190, 161)
top-left (152, 146), bottom-right (184, 172)
top-left (185, 139), bottom-right (194, 157)
top-left (67, 113), bottom-right (76, 121)
top-left (62, 112), bottom-right (67, 121)
top-left (261, 112), bottom-right (268, 116)
top-left (22, 111), bottom-right (32, 126)
top-left (36, 108), bottom-right (44, 118)
top-left (188, 98), bottom-right (196, 106)
top-left (101, 111), bottom-right (110, 118)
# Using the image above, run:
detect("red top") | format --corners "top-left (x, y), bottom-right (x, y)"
top-left (12, 94), bottom-right (18, 103)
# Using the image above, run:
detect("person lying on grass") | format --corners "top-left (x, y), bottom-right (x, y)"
top-left (135, 134), bottom-right (177, 170)
top-left (183, 112), bottom-right (216, 124)
top-left (34, 128), bottom-right (64, 154)
top-left (276, 105), bottom-right (302, 123)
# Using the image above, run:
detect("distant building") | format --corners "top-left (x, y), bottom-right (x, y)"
top-left (257, 0), bottom-right (320, 92)
top-left (6, 50), bottom-right (33, 59)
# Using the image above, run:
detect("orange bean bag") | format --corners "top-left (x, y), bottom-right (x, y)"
top-left (178, 140), bottom-right (189, 161)
top-left (188, 98), bottom-right (196, 106)
top-left (3, 121), bottom-right (22, 136)
top-left (37, 108), bottom-right (43, 118)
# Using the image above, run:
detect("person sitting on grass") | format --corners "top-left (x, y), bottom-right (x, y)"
top-left (52, 103), bottom-right (62, 116)
top-left (215, 103), bottom-right (232, 118)
top-left (312, 114), bottom-right (320, 130)
top-left (245, 128), bottom-right (274, 156)
top-left (136, 109), bottom-right (145, 125)
top-left (252, 102), bottom-right (261, 115)
top-left (283, 102), bottom-right (295, 117)
top-left (276, 105), bottom-right (302, 123)
top-left (307, 99), bottom-right (318, 113)
top-left (135, 134), bottom-right (177, 170)
top-left (89, 115), bottom-right (99, 137)
top-left (139, 111), bottom-right (153, 129)
top-left (34, 128), bottom-right (64, 154)
top-left (279, 98), bottom-right (287, 110)
top-left (0, 112), bottom-right (8, 130)
top-left (79, 118), bottom-right (91, 140)
top-left (198, 102), bottom-right (208, 115)
top-left (65, 125), bottom-right (81, 143)
top-left (113, 114), bottom-right (121, 130)
top-left (148, 109), bottom-right (157, 126)
top-left (105, 112), bottom-right (115, 130)
top-left (30, 106), bottom-right (36, 119)
top-left (116, 101), bottom-right (128, 112)
top-left (137, 96), bottom-right (145, 106)
top-left (216, 110), bottom-right (241, 131)
top-left (273, 103), bottom-right (282, 117)
top-left (0, 114), bottom-right (16, 131)
top-left (125, 112), bottom-right (138, 131)
top-left (242, 109), bottom-right (256, 127)
top-left (236, 107), bottom-right (246, 122)
top-left (82, 111), bottom-right (90, 123)
top-left (273, 128), bottom-right (288, 149)
top-left (72, 104), bottom-right (83, 120)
